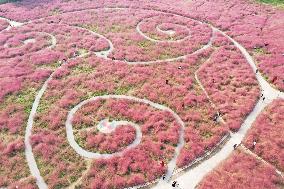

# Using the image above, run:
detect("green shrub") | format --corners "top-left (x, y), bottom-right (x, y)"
top-left (256, 0), bottom-right (284, 7)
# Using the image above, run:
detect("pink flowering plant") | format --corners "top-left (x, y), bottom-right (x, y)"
top-left (0, 0), bottom-right (283, 188)
top-left (0, 19), bottom-right (9, 32)
top-left (243, 99), bottom-right (284, 172)
top-left (198, 150), bottom-right (284, 189)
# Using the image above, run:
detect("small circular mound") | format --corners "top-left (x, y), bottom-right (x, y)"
top-left (138, 15), bottom-right (191, 42)
top-left (66, 96), bottom-right (182, 159)
top-left (92, 9), bottom-right (213, 62)
top-left (73, 119), bottom-right (137, 154)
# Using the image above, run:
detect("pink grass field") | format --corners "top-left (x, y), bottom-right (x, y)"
top-left (243, 99), bottom-right (284, 172)
top-left (198, 149), bottom-right (284, 189)
top-left (0, 0), bottom-right (283, 188)
top-left (0, 19), bottom-right (9, 32)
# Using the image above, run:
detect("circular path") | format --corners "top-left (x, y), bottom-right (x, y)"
top-left (0, 6), bottom-right (283, 189)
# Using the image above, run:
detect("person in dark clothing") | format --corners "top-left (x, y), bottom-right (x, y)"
top-left (272, 76), bottom-right (277, 83)
top-left (213, 112), bottom-right (220, 122)
top-left (172, 181), bottom-right (179, 187)
top-left (233, 144), bottom-right (238, 150)
top-left (213, 115), bottom-right (218, 122)
top-left (166, 80), bottom-right (169, 85)
top-left (73, 51), bottom-right (79, 57)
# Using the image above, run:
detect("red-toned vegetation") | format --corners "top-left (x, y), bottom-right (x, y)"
top-left (0, 19), bottom-right (9, 32)
top-left (0, 0), bottom-right (283, 188)
top-left (198, 150), bottom-right (284, 189)
top-left (243, 99), bottom-right (284, 172)
top-left (198, 34), bottom-right (260, 131)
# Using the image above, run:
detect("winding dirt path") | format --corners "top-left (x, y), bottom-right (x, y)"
top-left (25, 66), bottom-right (57, 189)
top-left (1, 6), bottom-right (282, 189)
top-left (159, 26), bottom-right (284, 189)
top-left (65, 96), bottom-right (145, 159)
top-left (0, 16), bottom-right (25, 31)
top-left (239, 144), bottom-right (283, 178)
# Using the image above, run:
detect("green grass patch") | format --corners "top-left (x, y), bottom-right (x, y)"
top-left (49, 7), bottom-right (62, 16)
top-left (82, 90), bottom-right (109, 101)
top-left (253, 47), bottom-right (271, 56)
top-left (71, 63), bottom-right (94, 75)
top-left (256, 0), bottom-right (284, 7)
top-left (109, 24), bottom-right (124, 32)
top-left (15, 87), bottom-right (37, 114)
top-left (85, 24), bottom-right (100, 33)
top-left (115, 85), bottom-right (133, 95)
top-left (201, 131), bottom-right (213, 139)
top-left (36, 157), bottom-right (54, 177)
top-left (137, 40), bottom-right (153, 48)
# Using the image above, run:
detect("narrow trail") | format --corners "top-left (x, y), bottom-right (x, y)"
top-left (239, 144), bottom-right (283, 178)
top-left (136, 18), bottom-right (191, 43)
top-left (65, 95), bottom-right (185, 182)
top-left (0, 6), bottom-right (282, 189)
top-left (24, 53), bottom-right (91, 189)
top-left (167, 26), bottom-right (284, 189)
top-left (67, 159), bottom-right (92, 189)
top-left (25, 68), bottom-right (57, 189)
top-left (194, 48), bottom-right (226, 124)
top-left (0, 16), bottom-right (25, 30)
top-left (110, 17), bottom-right (214, 65)
top-left (66, 99), bottom-right (144, 159)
